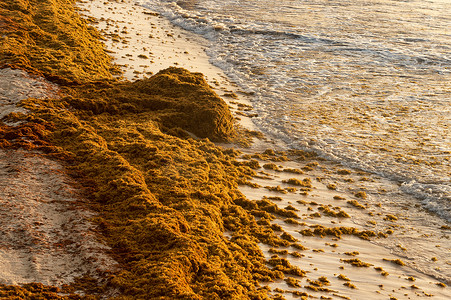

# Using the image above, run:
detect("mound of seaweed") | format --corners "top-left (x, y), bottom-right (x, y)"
top-left (64, 67), bottom-right (235, 142)
top-left (132, 67), bottom-right (235, 141)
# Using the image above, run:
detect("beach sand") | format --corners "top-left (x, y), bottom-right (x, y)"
top-left (0, 0), bottom-right (449, 299)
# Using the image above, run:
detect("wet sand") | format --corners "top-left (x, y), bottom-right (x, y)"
top-left (238, 153), bottom-right (450, 299)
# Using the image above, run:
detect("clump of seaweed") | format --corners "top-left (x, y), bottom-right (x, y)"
top-left (239, 179), bottom-right (261, 188)
top-left (291, 290), bottom-right (309, 298)
top-left (284, 205), bottom-right (298, 211)
top-left (383, 258), bottom-right (406, 266)
top-left (0, 2), bottom-right (285, 297)
top-left (343, 282), bottom-right (357, 289)
top-left (304, 277), bottom-right (336, 293)
top-left (307, 277), bottom-right (330, 287)
top-left (263, 163), bottom-right (280, 171)
top-left (340, 258), bottom-right (373, 267)
top-left (283, 168), bottom-right (304, 174)
top-left (264, 196), bottom-right (283, 201)
top-left (347, 199), bottom-right (366, 209)
top-left (263, 149), bottom-right (276, 156)
top-left (337, 274), bottom-right (350, 281)
top-left (291, 243), bottom-right (308, 251)
top-left (285, 187), bottom-right (297, 193)
top-left (238, 159), bottom-right (261, 169)
top-left (280, 232), bottom-right (298, 242)
top-left (265, 185), bottom-right (288, 194)
top-left (282, 178), bottom-right (312, 188)
top-left (284, 218), bottom-right (301, 225)
top-left (0, 119), bottom-right (59, 153)
top-left (289, 251), bottom-right (304, 258)
top-left (326, 183), bottom-right (337, 190)
top-left (271, 224), bottom-right (283, 232)
top-left (267, 256), bottom-right (306, 277)
top-left (396, 244), bottom-right (406, 251)
top-left (285, 277), bottom-right (301, 287)
top-left (272, 293), bottom-right (286, 300)
top-left (384, 214), bottom-right (398, 221)
top-left (354, 191), bottom-right (367, 199)
top-left (332, 293), bottom-right (351, 300)
top-left (255, 199), bottom-right (299, 219)
top-left (318, 205), bottom-right (350, 218)
top-left (0, 0), bottom-right (117, 83)
top-left (374, 266), bottom-right (385, 274)
top-left (337, 169), bottom-right (352, 175)
top-left (269, 248), bottom-right (289, 255)
top-left (318, 276), bottom-right (330, 285)
top-left (298, 225), bottom-right (378, 240)
top-left (129, 67), bottom-right (236, 141)
top-left (287, 149), bottom-right (317, 160)
top-left (309, 212), bottom-right (321, 218)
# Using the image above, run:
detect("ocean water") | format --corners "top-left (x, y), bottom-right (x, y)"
top-left (140, 0), bottom-right (451, 222)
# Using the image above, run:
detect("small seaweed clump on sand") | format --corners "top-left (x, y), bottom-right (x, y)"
top-left (383, 258), bottom-right (406, 266)
top-left (268, 256), bottom-right (306, 277)
top-left (340, 258), bottom-right (373, 267)
top-left (298, 225), bottom-right (379, 240)
top-left (283, 178), bottom-right (312, 188)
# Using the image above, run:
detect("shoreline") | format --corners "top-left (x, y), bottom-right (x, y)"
top-left (93, 0), bottom-right (450, 297)
top-left (71, 0), bottom-right (451, 297)
top-left (0, 0), bottom-right (449, 299)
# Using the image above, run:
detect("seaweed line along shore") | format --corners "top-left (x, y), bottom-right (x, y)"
top-left (0, 0), bottom-right (449, 299)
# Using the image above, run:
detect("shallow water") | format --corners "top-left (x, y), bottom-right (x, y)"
top-left (139, 0), bottom-right (451, 220)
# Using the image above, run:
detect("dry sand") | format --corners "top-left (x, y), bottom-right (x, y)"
top-left (77, 0), bottom-right (233, 82)
top-left (0, 149), bottom-right (118, 286)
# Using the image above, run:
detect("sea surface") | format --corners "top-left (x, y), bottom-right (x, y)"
top-left (140, 0), bottom-right (451, 222)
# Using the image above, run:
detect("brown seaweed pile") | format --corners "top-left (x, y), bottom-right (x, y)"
top-left (0, 0), bottom-right (117, 83)
top-left (0, 0), bottom-right (298, 299)
top-left (65, 67), bottom-right (235, 142)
